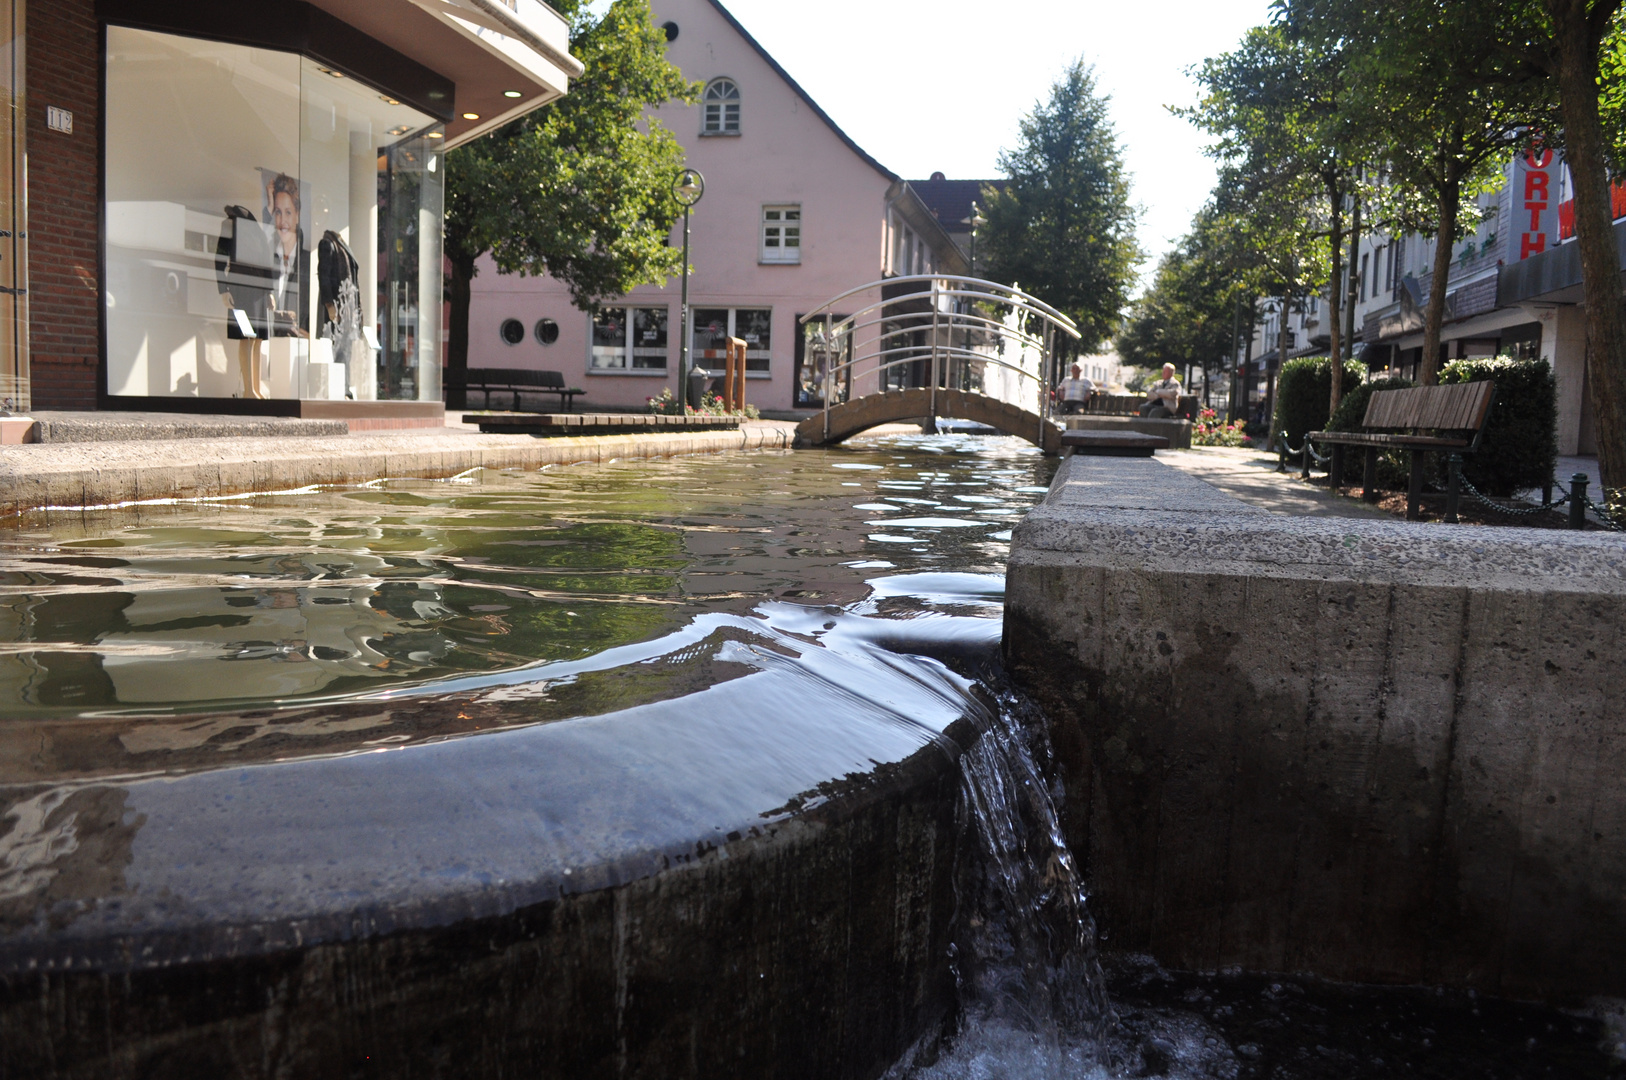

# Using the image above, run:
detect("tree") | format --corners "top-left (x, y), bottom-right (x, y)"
top-left (444, 0), bottom-right (696, 374)
top-left (1505, 0), bottom-right (1626, 504)
top-left (1117, 210), bottom-right (1254, 403)
top-left (979, 61), bottom-right (1142, 356)
top-left (1185, 22), bottom-right (1365, 414)
top-left (1290, 0), bottom-right (1553, 386)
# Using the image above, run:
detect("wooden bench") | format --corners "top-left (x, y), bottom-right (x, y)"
top-left (445, 368), bottom-right (585, 412)
top-left (1307, 381), bottom-right (1495, 522)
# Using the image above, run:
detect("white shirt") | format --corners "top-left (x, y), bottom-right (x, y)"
top-left (1060, 376), bottom-right (1094, 402)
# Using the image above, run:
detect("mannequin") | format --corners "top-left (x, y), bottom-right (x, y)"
top-left (317, 229), bottom-right (362, 381)
top-left (215, 204), bottom-right (273, 398)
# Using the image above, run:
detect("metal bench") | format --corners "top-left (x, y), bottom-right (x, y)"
top-left (1306, 381), bottom-right (1495, 523)
top-left (446, 368), bottom-right (585, 412)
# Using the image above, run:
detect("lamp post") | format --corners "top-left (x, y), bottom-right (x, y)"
top-left (962, 202), bottom-right (986, 277)
top-left (672, 168), bottom-right (705, 406)
top-left (960, 203), bottom-right (987, 389)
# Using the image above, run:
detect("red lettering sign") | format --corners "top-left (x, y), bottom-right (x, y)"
top-left (1521, 233), bottom-right (1547, 259)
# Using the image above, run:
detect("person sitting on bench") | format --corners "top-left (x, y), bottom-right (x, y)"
top-left (1059, 363), bottom-right (1095, 414)
top-left (1139, 363), bottom-right (1182, 418)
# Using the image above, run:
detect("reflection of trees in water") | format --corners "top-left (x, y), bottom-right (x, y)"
top-left (0, 517), bottom-right (688, 711)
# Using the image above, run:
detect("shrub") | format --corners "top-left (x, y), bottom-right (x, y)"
top-left (1326, 376), bottom-right (1415, 488)
top-left (1191, 407), bottom-right (1250, 447)
top-left (1439, 355), bottom-right (1557, 496)
top-left (1271, 355), bottom-right (1366, 452)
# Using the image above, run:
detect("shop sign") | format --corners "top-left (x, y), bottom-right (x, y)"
top-left (1514, 148), bottom-right (1561, 260)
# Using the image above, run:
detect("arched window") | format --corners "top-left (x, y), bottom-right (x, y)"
top-left (702, 78), bottom-right (740, 134)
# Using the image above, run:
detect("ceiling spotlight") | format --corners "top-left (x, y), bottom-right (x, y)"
top-left (425, 131), bottom-right (444, 139)
top-left (503, 90), bottom-right (522, 98)
top-left (317, 66), bottom-right (344, 79)
top-left (379, 94), bottom-right (400, 106)
top-left (386, 124), bottom-right (411, 136)
top-left (461, 112), bottom-right (481, 121)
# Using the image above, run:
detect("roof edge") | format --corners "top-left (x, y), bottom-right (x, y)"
top-left (703, 0), bottom-right (897, 184)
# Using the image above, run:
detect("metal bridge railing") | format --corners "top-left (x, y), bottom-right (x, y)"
top-left (798, 275), bottom-right (1081, 446)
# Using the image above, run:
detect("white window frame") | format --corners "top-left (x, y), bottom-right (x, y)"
top-left (701, 78), bottom-right (740, 135)
top-left (760, 205), bottom-right (801, 264)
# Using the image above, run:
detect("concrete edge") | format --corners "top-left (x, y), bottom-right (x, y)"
top-left (0, 426), bottom-right (797, 518)
top-left (1015, 453), bottom-right (1626, 593)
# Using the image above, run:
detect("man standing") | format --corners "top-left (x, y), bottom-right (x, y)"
top-left (1059, 363), bottom-right (1095, 414)
top-left (1139, 363), bottom-right (1182, 418)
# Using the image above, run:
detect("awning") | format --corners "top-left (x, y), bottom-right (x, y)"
top-left (315, 0), bottom-right (581, 148)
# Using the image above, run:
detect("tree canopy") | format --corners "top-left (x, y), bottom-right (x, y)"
top-left (444, 0), bottom-right (696, 371)
top-left (978, 61), bottom-right (1142, 355)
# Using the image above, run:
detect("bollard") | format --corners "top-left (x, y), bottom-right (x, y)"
top-left (1444, 452), bottom-right (1462, 524)
top-left (1301, 443), bottom-right (1311, 480)
top-left (1570, 472), bottom-right (1589, 530)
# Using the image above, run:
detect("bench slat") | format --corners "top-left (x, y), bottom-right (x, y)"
top-left (1309, 431), bottom-right (1471, 448)
top-left (1361, 381), bottom-right (1491, 432)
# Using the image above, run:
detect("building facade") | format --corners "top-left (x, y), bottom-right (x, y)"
top-left (467, 0), bottom-right (965, 415)
top-left (3, 0), bottom-right (577, 426)
top-left (1242, 150), bottom-right (1609, 455)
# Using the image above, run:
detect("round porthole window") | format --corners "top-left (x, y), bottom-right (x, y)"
top-left (662, 20), bottom-right (679, 41)
top-left (499, 318), bottom-right (525, 345)
top-left (535, 318), bottom-right (560, 345)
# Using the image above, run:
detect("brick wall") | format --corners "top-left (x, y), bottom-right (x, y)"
top-left (27, 0), bottom-right (100, 409)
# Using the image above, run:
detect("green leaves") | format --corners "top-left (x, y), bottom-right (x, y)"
top-left (978, 61), bottom-right (1142, 355)
top-left (445, 0), bottom-right (698, 309)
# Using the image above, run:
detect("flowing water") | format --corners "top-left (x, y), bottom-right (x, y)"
top-left (1, 433), bottom-right (1620, 1078)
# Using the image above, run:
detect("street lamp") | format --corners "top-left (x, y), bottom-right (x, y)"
top-left (962, 202), bottom-right (987, 276)
top-left (672, 168), bottom-right (705, 405)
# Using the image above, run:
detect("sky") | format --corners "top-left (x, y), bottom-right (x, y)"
top-left (703, 0), bottom-right (1275, 289)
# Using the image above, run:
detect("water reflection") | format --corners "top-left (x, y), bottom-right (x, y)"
top-left (0, 435), bottom-right (1053, 719)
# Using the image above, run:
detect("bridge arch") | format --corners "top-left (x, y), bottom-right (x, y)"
top-left (793, 387), bottom-right (1061, 453)
top-left (794, 275), bottom-right (1079, 457)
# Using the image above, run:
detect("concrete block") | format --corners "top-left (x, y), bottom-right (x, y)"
top-left (1006, 453), bottom-right (1626, 1000)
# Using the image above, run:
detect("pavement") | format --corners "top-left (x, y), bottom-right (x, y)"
top-left (1153, 445), bottom-right (1394, 519)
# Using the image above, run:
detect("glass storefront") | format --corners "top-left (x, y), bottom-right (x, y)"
top-left (104, 26), bottom-right (443, 403)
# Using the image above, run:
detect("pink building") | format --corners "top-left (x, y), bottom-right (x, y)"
top-left (467, 0), bottom-right (966, 414)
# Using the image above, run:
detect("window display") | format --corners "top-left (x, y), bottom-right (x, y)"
top-left (693, 307), bottom-right (771, 373)
top-left (590, 306), bottom-right (668, 370)
top-left (104, 27), bottom-right (443, 402)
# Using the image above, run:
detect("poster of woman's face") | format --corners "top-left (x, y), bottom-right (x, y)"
top-left (269, 173), bottom-right (301, 258)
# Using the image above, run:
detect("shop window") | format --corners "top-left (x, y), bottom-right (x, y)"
top-left (702, 78), bottom-right (740, 135)
top-left (794, 314), bottom-right (850, 407)
top-left (761, 206), bottom-right (800, 264)
top-left (103, 27), bottom-right (443, 403)
top-left (590, 306), bottom-right (668, 370)
top-left (692, 307), bottom-right (771, 373)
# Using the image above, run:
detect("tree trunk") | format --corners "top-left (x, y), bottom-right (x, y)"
top-left (1267, 291), bottom-right (1289, 432)
top-left (1344, 197), bottom-right (1361, 363)
top-left (1421, 175), bottom-right (1461, 386)
top-left (1551, 0), bottom-right (1626, 500)
top-left (448, 251), bottom-right (476, 382)
top-left (1326, 182), bottom-right (1345, 415)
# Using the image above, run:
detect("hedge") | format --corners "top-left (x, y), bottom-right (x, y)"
top-left (1439, 356), bottom-right (1557, 497)
top-left (1271, 356), bottom-right (1367, 451)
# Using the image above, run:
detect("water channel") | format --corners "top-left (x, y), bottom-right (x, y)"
top-left (0, 434), bottom-right (1619, 1077)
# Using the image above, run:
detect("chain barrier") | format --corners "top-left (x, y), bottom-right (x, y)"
top-left (1275, 432), bottom-right (1328, 470)
top-left (1278, 436), bottom-right (1625, 532)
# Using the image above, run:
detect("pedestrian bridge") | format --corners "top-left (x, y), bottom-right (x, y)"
top-left (793, 387), bottom-right (1063, 454)
top-left (791, 275), bottom-right (1079, 455)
